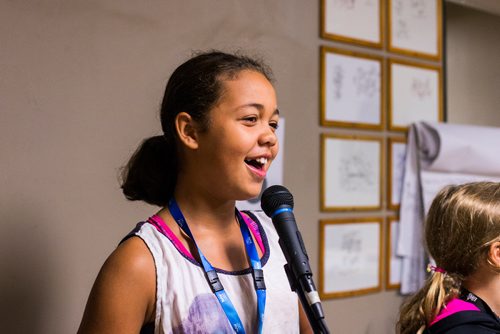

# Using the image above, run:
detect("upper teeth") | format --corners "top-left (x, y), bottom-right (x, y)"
top-left (255, 157), bottom-right (267, 165)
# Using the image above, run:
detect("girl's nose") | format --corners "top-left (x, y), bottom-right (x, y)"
top-left (259, 126), bottom-right (278, 147)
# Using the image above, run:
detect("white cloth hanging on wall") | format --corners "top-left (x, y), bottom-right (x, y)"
top-left (397, 121), bottom-right (500, 294)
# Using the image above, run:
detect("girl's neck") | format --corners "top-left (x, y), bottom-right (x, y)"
top-left (171, 185), bottom-right (237, 233)
top-left (463, 265), bottom-right (500, 316)
top-left (158, 184), bottom-right (250, 271)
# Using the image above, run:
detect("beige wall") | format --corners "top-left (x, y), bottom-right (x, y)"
top-left (446, 3), bottom-right (500, 126)
top-left (1, 1), bottom-right (499, 333)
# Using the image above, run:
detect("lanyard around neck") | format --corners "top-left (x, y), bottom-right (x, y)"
top-left (168, 199), bottom-right (266, 334)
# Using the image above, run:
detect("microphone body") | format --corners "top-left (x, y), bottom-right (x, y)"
top-left (261, 185), bottom-right (330, 334)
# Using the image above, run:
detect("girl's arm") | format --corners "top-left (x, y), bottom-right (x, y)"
top-left (299, 302), bottom-right (314, 334)
top-left (77, 237), bottom-right (156, 334)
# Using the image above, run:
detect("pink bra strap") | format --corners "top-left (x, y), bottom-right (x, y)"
top-left (240, 212), bottom-right (265, 254)
top-left (148, 215), bottom-right (195, 260)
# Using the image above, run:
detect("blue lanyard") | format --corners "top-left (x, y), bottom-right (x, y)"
top-left (168, 199), bottom-right (266, 334)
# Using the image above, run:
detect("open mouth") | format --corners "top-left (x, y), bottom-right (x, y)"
top-left (244, 157), bottom-right (268, 171)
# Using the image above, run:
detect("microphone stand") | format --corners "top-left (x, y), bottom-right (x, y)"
top-left (284, 264), bottom-right (330, 333)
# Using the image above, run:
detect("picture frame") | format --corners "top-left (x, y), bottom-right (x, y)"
top-left (386, 216), bottom-right (403, 289)
top-left (320, 46), bottom-right (384, 129)
top-left (319, 217), bottom-right (383, 298)
top-left (388, 59), bottom-right (443, 131)
top-left (387, 136), bottom-right (407, 211)
top-left (321, 133), bottom-right (383, 211)
top-left (388, 0), bottom-right (442, 60)
top-left (321, 0), bottom-right (383, 48)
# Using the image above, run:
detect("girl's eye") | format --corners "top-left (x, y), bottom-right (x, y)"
top-left (270, 122), bottom-right (279, 130)
top-left (243, 116), bottom-right (258, 123)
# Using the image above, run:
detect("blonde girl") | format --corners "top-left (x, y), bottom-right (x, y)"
top-left (398, 182), bottom-right (500, 334)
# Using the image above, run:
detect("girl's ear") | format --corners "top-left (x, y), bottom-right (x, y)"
top-left (175, 112), bottom-right (199, 149)
top-left (486, 241), bottom-right (500, 274)
top-left (487, 240), bottom-right (500, 272)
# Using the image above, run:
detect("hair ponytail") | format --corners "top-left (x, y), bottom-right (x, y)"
top-left (398, 271), bottom-right (461, 334)
top-left (424, 272), bottom-right (462, 323)
top-left (121, 135), bottom-right (177, 207)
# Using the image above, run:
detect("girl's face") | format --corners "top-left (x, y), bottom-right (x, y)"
top-left (193, 70), bottom-right (279, 201)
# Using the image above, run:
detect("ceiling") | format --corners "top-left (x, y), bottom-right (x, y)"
top-left (446, 0), bottom-right (500, 17)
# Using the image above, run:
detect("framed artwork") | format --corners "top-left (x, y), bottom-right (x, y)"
top-left (386, 217), bottom-right (403, 289)
top-left (321, 0), bottom-right (383, 48)
top-left (387, 137), bottom-right (407, 211)
top-left (388, 0), bottom-right (442, 60)
top-left (320, 46), bottom-right (384, 129)
top-left (319, 218), bottom-right (383, 298)
top-left (388, 59), bottom-right (443, 131)
top-left (321, 134), bottom-right (382, 211)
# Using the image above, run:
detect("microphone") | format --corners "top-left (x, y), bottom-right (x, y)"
top-left (261, 185), bottom-right (329, 333)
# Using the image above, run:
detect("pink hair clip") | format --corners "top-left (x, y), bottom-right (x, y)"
top-left (427, 264), bottom-right (446, 274)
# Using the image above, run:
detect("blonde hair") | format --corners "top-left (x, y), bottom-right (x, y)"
top-left (397, 182), bottom-right (500, 334)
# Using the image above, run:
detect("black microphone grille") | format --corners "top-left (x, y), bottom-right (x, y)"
top-left (260, 185), bottom-right (294, 217)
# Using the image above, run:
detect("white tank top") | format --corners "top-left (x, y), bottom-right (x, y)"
top-left (132, 210), bottom-right (299, 334)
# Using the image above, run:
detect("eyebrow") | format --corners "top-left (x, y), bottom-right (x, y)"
top-left (239, 103), bottom-right (280, 116)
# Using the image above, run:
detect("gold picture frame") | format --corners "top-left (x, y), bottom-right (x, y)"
top-left (388, 0), bottom-right (443, 60)
top-left (320, 46), bottom-right (384, 129)
top-left (321, 133), bottom-right (383, 211)
top-left (388, 58), bottom-right (443, 132)
top-left (320, 0), bottom-right (383, 48)
top-left (319, 217), bottom-right (383, 298)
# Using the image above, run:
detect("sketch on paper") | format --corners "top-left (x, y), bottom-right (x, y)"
top-left (353, 66), bottom-right (378, 98)
top-left (339, 153), bottom-right (375, 192)
top-left (322, 48), bottom-right (382, 128)
top-left (393, 0), bottom-right (430, 38)
top-left (333, 0), bottom-right (356, 10)
top-left (321, 220), bottom-right (381, 297)
top-left (332, 0), bottom-right (376, 10)
top-left (411, 77), bottom-right (432, 100)
top-left (396, 19), bottom-right (409, 39)
top-left (322, 0), bottom-right (381, 46)
top-left (390, 0), bottom-right (440, 58)
top-left (322, 135), bottom-right (381, 210)
top-left (332, 65), bottom-right (344, 99)
top-left (337, 230), bottom-right (362, 276)
top-left (390, 61), bottom-right (441, 130)
top-left (331, 64), bottom-right (379, 101)
top-left (393, 0), bottom-right (429, 36)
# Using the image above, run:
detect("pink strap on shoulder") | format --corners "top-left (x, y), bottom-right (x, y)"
top-left (430, 298), bottom-right (480, 326)
top-left (240, 212), bottom-right (265, 254)
top-left (148, 215), bottom-right (195, 260)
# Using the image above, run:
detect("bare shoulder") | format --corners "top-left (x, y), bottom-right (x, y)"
top-left (105, 236), bottom-right (155, 276)
top-left (95, 236), bottom-right (156, 297)
top-left (78, 236), bottom-right (156, 334)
